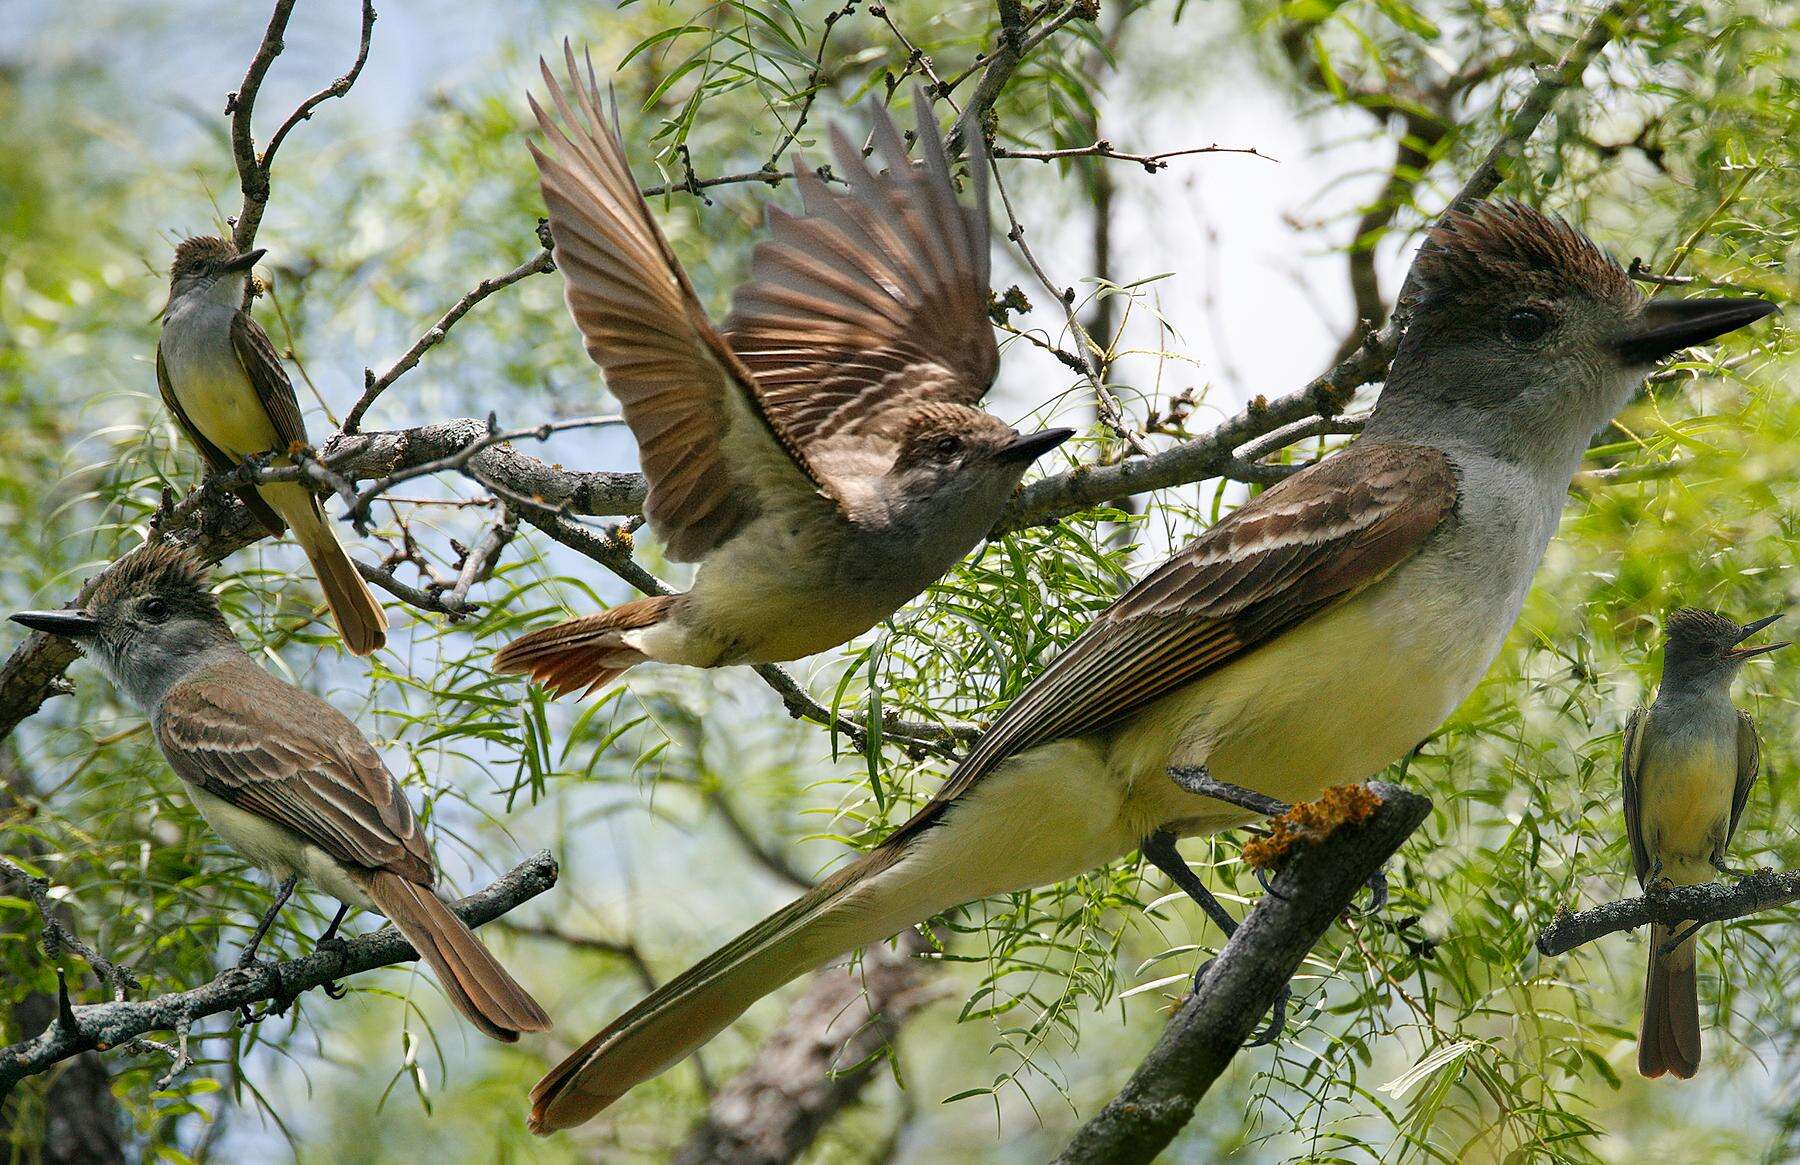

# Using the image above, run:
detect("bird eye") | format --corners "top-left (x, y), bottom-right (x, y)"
top-left (141, 596), bottom-right (169, 622)
top-left (931, 435), bottom-right (964, 460)
top-left (1503, 308), bottom-right (1552, 343)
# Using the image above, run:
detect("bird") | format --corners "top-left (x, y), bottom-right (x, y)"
top-left (1622, 607), bottom-right (1783, 1079)
top-left (522, 199), bottom-right (1779, 1132)
top-left (492, 50), bottom-right (1072, 699)
top-left (158, 235), bottom-right (387, 655)
top-left (11, 543), bottom-right (548, 1041)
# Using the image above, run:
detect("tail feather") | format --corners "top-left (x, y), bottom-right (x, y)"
top-left (496, 595), bottom-right (677, 697)
top-left (364, 870), bottom-right (551, 1042)
top-left (1639, 922), bottom-right (1701, 1079)
top-left (273, 484), bottom-right (387, 656)
top-left (530, 844), bottom-right (911, 1134)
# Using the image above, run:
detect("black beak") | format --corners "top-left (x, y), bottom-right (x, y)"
top-left (218, 247), bottom-right (268, 274)
top-left (11, 609), bottom-right (99, 638)
top-left (1613, 296), bottom-right (1778, 364)
top-left (998, 427), bottom-right (1075, 464)
top-left (1727, 613), bottom-right (1787, 660)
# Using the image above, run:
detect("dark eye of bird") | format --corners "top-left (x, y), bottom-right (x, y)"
top-left (141, 596), bottom-right (169, 622)
top-left (933, 435), bottom-right (963, 460)
top-left (1503, 308), bottom-right (1552, 343)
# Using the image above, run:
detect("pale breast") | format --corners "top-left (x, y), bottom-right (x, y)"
top-left (161, 304), bottom-right (280, 457)
top-left (1638, 721), bottom-right (1739, 866)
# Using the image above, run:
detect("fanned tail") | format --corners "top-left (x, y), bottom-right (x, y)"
top-left (495, 595), bottom-right (677, 697)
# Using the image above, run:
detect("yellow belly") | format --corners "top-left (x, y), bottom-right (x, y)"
top-left (174, 365), bottom-right (283, 458)
top-left (1640, 739), bottom-right (1737, 870)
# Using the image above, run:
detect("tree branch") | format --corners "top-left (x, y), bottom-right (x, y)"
top-left (0, 851), bottom-right (559, 1100)
top-left (1052, 783), bottom-right (1432, 1164)
top-left (1536, 870), bottom-right (1800, 958)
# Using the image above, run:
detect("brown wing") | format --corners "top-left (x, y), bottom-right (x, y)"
top-left (528, 45), bottom-right (821, 563)
top-left (891, 440), bottom-right (1459, 845)
top-left (1620, 707), bottom-right (1651, 885)
top-left (723, 89), bottom-right (998, 452)
top-left (156, 344), bottom-right (287, 537)
top-left (228, 309), bottom-right (309, 453)
top-left (156, 659), bottom-right (434, 885)
top-left (1729, 710), bottom-right (1760, 844)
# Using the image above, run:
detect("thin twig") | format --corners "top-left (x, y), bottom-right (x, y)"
top-left (1537, 869), bottom-right (1800, 958)
top-left (343, 242), bottom-right (557, 434)
top-left (993, 140), bottom-right (1276, 170)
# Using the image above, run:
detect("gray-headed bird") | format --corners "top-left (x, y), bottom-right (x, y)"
top-left (12, 545), bottom-right (547, 1041)
top-left (1623, 608), bottom-right (1784, 1079)
top-left (158, 236), bottom-right (387, 655)
top-left (493, 52), bottom-right (1071, 698)
top-left (522, 201), bottom-right (1778, 1132)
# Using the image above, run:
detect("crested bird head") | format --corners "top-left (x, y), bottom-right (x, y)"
top-left (10, 543), bottom-right (234, 708)
top-left (878, 402), bottom-right (1072, 536)
top-left (1372, 200), bottom-right (1777, 472)
top-left (166, 235), bottom-right (267, 308)
top-left (1661, 607), bottom-right (1787, 687)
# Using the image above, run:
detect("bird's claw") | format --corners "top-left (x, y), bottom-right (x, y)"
top-left (316, 935), bottom-right (352, 998)
top-left (1361, 867), bottom-right (1390, 914)
top-left (1192, 957), bottom-right (1288, 1047)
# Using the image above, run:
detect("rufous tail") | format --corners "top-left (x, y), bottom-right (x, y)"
top-left (268, 482), bottom-right (387, 656)
top-left (363, 870), bottom-right (551, 1043)
top-left (495, 594), bottom-right (677, 697)
top-left (1639, 921), bottom-right (1701, 1079)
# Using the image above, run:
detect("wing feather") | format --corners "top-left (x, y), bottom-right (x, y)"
top-left (890, 441), bottom-right (1460, 846)
top-left (529, 45), bottom-right (818, 562)
top-left (156, 660), bottom-right (434, 885)
top-left (1621, 707), bottom-right (1651, 885)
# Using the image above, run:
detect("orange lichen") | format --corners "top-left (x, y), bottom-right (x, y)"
top-left (1241, 784), bottom-right (1383, 871)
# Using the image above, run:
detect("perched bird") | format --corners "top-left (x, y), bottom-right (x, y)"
top-left (494, 52), bottom-right (1071, 698)
top-left (1622, 608), bottom-right (1784, 1079)
top-left (525, 200), bottom-right (1778, 1132)
top-left (11, 544), bottom-right (547, 1041)
top-left (158, 236), bottom-right (387, 655)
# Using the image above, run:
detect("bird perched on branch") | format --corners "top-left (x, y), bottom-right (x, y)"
top-left (524, 200), bottom-right (1778, 1132)
top-left (157, 236), bottom-right (387, 655)
top-left (1623, 607), bottom-right (1784, 1079)
top-left (12, 544), bottom-right (547, 1041)
top-left (494, 50), bottom-right (1071, 698)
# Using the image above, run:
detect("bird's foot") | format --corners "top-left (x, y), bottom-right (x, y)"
top-left (1711, 859), bottom-right (1751, 879)
top-left (1361, 866), bottom-right (1390, 915)
top-left (1646, 876), bottom-right (1676, 897)
top-left (316, 935), bottom-right (352, 999)
top-left (1192, 957), bottom-right (1288, 1046)
top-left (1168, 766), bottom-right (1290, 818)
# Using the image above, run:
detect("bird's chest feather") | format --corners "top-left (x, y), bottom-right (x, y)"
top-left (161, 305), bottom-right (277, 456)
top-left (1116, 477), bottom-right (1557, 839)
top-left (1640, 725), bottom-right (1739, 864)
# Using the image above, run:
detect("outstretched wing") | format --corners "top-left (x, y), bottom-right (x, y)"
top-left (1620, 706), bottom-right (1651, 885)
top-left (156, 659), bottom-right (434, 885)
top-left (528, 45), bottom-right (822, 562)
top-left (891, 440), bottom-right (1460, 847)
top-left (724, 88), bottom-right (998, 455)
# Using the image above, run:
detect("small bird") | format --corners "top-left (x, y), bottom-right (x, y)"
top-left (158, 236), bottom-right (387, 655)
top-left (525, 200), bottom-right (1778, 1132)
top-left (493, 51), bottom-right (1071, 698)
top-left (1622, 608), bottom-right (1784, 1079)
top-left (11, 544), bottom-right (547, 1041)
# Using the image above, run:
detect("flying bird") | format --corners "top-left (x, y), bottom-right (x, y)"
top-left (495, 50), bottom-right (1071, 698)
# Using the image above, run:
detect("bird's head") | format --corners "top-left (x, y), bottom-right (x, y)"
top-left (880, 403), bottom-right (1071, 534)
top-left (167, 235), bottom-right (266, 309)
top-left (1662, 607), bottom-right (1787, 686)
top-left (11, 543), bottom-right (233, 708)
top-left (1374, 201), bottom-right (1777, 470)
